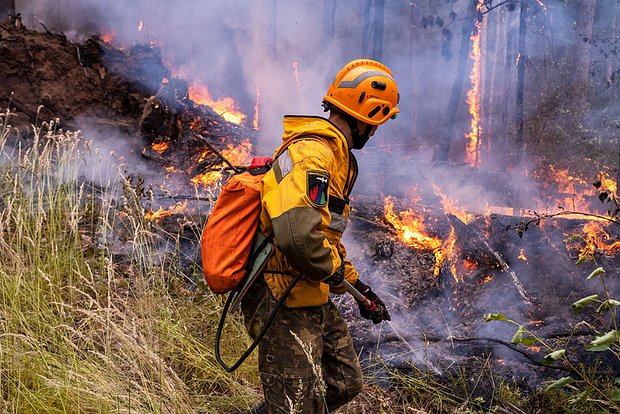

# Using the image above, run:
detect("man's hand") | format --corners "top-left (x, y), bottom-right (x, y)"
top-left (323, 261), bottom-right (345, 286)
top-left (353, 280), bottom-right (391, 324)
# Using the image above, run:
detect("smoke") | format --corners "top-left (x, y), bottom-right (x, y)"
top-left (14, 0), bottom-right (620, 379)
top-left (72, 116), bottom-right (152, 188)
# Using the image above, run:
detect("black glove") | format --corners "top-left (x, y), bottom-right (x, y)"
top-left (323, 261), bottom-right (345, 286)
top-left (354, 280), bottom-right (391, 324)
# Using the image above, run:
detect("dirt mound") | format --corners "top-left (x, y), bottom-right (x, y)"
top-left (0, 17), bottom-right (169, 133)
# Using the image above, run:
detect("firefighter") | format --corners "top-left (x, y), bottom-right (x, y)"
top-left (240, 59), bottom-right (399, 414)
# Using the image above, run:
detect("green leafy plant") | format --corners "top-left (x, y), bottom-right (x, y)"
top-left (484, 261), bottom-right (620, 411)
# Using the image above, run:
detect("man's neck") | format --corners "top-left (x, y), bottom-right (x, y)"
top-left (328, 112), bottom-right (353, 148)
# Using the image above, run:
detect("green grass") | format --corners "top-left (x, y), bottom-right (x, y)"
top-left (0, 109), bottom-right (259, 413)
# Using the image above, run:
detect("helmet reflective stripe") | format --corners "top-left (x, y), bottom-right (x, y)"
top-left (338, 70), bottom-right (393, 89)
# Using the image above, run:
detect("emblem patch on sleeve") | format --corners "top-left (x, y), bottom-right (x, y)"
top-left (307, 170), bottom-right (330, 207)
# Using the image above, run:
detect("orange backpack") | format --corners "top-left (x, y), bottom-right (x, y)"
top-left (201, 157), bottom-right (273, 294)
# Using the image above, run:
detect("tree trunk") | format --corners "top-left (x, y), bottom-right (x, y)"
top-left (572, 0), bottom-right (597, 114)
top-left (371, 0), bottom-right (384, 61)
top-left (433, 0), bottom-right (477, 162)
top-left (512, 0), bottom-right (527, 169)
top-left (484, 4), bottom-right (502, 168)
top-left (0, 0), bottom-right (15, 20)
top-left (322, 0), bottom-right (336, 48)
top-left (362, 0), bottom-right (372, 57)
top-left (269, 0), bottom-right (278, 59)
top-left (408, 1), bottom-right (420, 151)
top-left (498, 8), bottom-right (517, 174)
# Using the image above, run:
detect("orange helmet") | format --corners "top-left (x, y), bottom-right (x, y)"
top-left (323, 59), bottom-right (399, 126)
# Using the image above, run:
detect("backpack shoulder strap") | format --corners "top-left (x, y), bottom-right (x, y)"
top-left (273, 134), bottom-right (327, 159)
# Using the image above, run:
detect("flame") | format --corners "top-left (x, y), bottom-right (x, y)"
top-left (191, 139), bottom-right (253, 188)
top-left (550, 166), bottom-right (592, 211)
top-left (292, 62), bottom-right (301, 89)
top-left (190, 171), bottom-right (224, 187)
top-left (188, 84), bottom-right (247, 125)
top-left (518, 248), bottom-right (528, 263)
top-left (152, 141), bottom-right (169, 154)
top-left (138, 19), bottom-right (143, 32)
top-left (383, 195), bottom-right (445, 276)
top-left (569, 221), bottom-right (620, 259)
top-left (479, 275), bottom-right (493, 284)
top-left (144, 201), bottom-right (188, 222)
top-left (463, 259), bottom-right (477, 270)
top-left (532, 167), bottom-right (618, 217)
top-left (527, 345), bottom-right (542, 353)
top-left (598, 171), bottom-right (617, 197)
top-left (444, 227), bottom-right (459, 282)
top-left (100, 31), bottom-right (115, 43)
top-left (253, 86), bottom-right (261, 130)
top-left (465, 0), bottom-right (484, 167)
top-left (433, 185), bottom-right (475, 224)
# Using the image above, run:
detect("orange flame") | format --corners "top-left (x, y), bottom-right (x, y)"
top-left (100, 31), bottom-right (115, 43)
top-left (533, 168), bottom-right (618, 216)
top-left (383, 195), bottom-right (445, 276)
top-left (144, 201), bottom-right (188, 222)
top-left (518, 248), bottom-right (528, 263)
top-left (191, 139), bottom-right (253, 188)
top-left (598, 171), bottom-right (617, 197)
top-left (570, 221), bottom-right (620, 259)
top-left (463, 259), bottom-right (477, 270)
top-left (253, 86), bottom-right (261, 130)
top-left (152, 141), bottom-right (169, 154)
top-left (292, 62), bottom-right (301, 89)
top-left (465, 0), bottom-right (484, 167)
top-left (188, 84), bottom-right (247, 125)
top-left (550, 166), bottom-right (593, 211)
top-left (433, 184), bottom-right (475, 224)
top-left (138, 19), bottom-right (143, 32)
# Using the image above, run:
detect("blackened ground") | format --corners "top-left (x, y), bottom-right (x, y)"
top-left (340, 198), bottom-right (620, 392)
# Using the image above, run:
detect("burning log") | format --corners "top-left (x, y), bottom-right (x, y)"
top-left (445, 213), bottom-right (536, 305)
top-left (341, 194), bottom-right (620, 386)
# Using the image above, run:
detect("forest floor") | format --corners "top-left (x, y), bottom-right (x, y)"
top-left (0, 17), bottom-right (619, 414)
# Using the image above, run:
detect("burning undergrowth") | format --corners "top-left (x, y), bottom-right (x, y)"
top-left (338, 187), bottom-right (620, 392)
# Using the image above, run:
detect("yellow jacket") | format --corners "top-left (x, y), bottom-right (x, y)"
top-left (260, 116), bottom-right (359, 307)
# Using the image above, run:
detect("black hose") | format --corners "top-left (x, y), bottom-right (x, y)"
top-left (214, 273), bottom-right (303, 372)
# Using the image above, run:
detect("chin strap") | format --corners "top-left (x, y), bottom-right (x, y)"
top-left (344, 114), bottom-right (373, 150)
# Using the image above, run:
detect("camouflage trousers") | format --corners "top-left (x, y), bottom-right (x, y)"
top-left (241, 276), bottom-right (363, 414)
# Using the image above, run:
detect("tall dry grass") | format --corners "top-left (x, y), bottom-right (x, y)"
top-left (0, 108), bottom-right (259, 413)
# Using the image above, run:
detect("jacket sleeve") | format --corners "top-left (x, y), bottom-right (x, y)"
top-left (262, 140), bottom-right (342, 282)
top-left (328, 239), bottom-right (359, 294)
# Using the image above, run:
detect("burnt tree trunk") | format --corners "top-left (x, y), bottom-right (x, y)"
top-left (269, 0), bottom-right (278, 59)
top-left (372, 0), bottom-right (384, 61)
top-left (361, 0), bottom-right (384, 60)
top-left (0, 0), bottom-right (15, 20)
top-left (408, 1), bottom-right (421, 151)
top-left (571, 0), bottom-right (597, 114)
top-left (433, 0), bottom-right (477, 162)
top-left (322, 0), bottom-right (336, 48)
top-left (498, 8), bottom-right (518, 173)
top-left (512, 0), bottom-right (527, 169)
top-left (484, 3), bottom-right (502, 168)
top-left (362, 0), bottom-right (372, 57)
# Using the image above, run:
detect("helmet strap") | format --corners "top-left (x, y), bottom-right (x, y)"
top-left (344, 114), bottom-right (372, 150)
